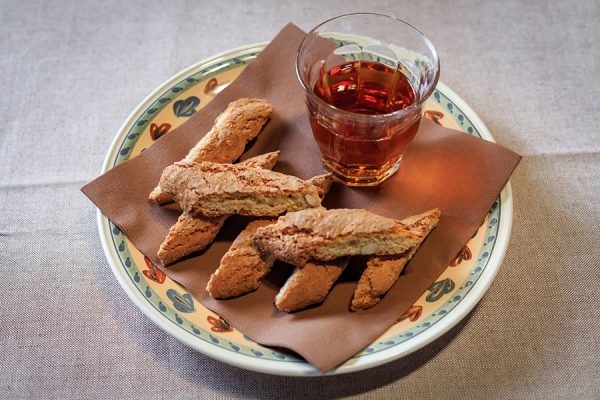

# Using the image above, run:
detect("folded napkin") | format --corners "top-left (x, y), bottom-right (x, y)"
top-left (82, 23), bottom-right (521, 372)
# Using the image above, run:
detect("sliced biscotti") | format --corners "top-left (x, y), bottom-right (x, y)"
top-left (206, 219), bottom-right (277, 299)
top-left (149, 98), bottom-right (273, 204)
top-left (183, 98), bottom-right (273, 164)
top-left (251, 208), bottom-right (423, 266)
top-left (153, 151), bottom-right (280, 207)
top-left (157, 152), bottom-right (280, 266)
top-left (275, 258), bottom-right (349, 312)
top-left (351, 209), bottom-right (441, 311)
top-left (158, 162), bottom-right (323, 217)
top-left (206, 173), bottom-right (334, 297)
top-left (158, 212), bottom-right (226, 266)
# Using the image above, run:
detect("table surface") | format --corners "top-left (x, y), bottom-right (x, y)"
top-left (1, 0), bottom-right (599, 398)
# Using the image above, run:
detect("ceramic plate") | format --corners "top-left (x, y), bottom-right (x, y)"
top-left (97, 43), bottom-right (513, 376)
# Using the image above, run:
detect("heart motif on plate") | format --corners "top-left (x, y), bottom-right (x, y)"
top-left (424, 110), bottom-right (445, 125)
top-left (173, 96), bottom-right (200, 117)
top-left (450, 245), bottom-right (472, 267)
top-left (142, 256), bottom-right (166, 284)
top-left (207, 316), bottom-right (233, 333)
top-left (149, 122), bottom-right (171, 141)
top-left (166, 289), bottom-right (195, 313)
top-left (398, 305), bottom-right (423, 323)
top-left (426, 278), bottom-right (455, 302)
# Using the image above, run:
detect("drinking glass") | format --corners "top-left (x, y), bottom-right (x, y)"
top-left (296, 13), bottom-right (440, 186)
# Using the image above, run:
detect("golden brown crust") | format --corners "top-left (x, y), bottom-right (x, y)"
top-left (306, 174), bottom-right (333, 198)
top-left (149, 186), bottom-right (173, 204)
top-left (158, 162), bottom-right (322, 217)
top-left (350, 253), bottom-right (413, 311)
top-left (184, 98), bottom-right (273, 164)
top-left (157, 212), bottom-right (226, 266)
top-left (149, 98), bottom-right (273, 203)
top-left (251, 208), bottom-right (422, 266)
top-left (351, 209), bottom-right (441, 311)
top-left (152, 151), bottom-right (280, 205)
top-left (156, 152), bottom-right (280, 266)
top-left (206, 219), bottom-right (277, 299)
top-left (206, 173), bottom-right (335, 298)
top-left (238, 151), bottom-right (280, 170)
top-left (275, 258), bottom-right (349, 312)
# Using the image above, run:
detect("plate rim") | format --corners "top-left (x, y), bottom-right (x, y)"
top-left (96, 42), bottom-right (513, 376)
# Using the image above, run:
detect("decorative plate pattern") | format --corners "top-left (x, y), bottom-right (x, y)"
top-left (98, 43), bottom-right (513, 376)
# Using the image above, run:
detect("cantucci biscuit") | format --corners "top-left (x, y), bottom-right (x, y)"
top-left (207, 219), bottom-right (277, 299)
top-left (206, 174), bottom-right (334, 297)
top-left (158, 162), bottom-right (323, 217)
top-left (274, 258), bottom-right (349, 312)
top-left (157, 152), bottom-right (280, 266)
top-left (351, 209), bottom-right (441, 310)
top-left (252, 208), bottom-right (424, 266)
top-left (150, 98), bottom-right (273, 204)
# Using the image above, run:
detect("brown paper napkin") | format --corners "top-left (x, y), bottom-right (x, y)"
top-left (82, 23), bottom-right (521, 373)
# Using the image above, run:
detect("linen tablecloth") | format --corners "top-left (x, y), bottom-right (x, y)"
top-left (1, 0), bottom-right (598, 398)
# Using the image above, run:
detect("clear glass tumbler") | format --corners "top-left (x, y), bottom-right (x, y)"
top-left (296, 13), bottom-right (440, 186)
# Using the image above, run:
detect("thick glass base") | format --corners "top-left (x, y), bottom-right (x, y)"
top-left (322, 157), bottom-right (402, 187)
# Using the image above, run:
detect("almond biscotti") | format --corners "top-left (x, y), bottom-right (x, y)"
top-left (251, 208), bottom-right (423, 266)
top-left (205, 173), bottom-right (334, 297)
top-left (351, 209), bottom-right (441, 311)
top-left (154, 150), bottom-right (281, 207)
top-left (274, 258), bottom-right (349, 312)
top-left (157, 152), bottom-right (280, 266)
top-left (157, 174), bottom-right (332, 266)
top-left (158, 162), bottom-right (323, 217)
top-left (158, 212), bottom-right (226, 266)
top-left (206, 219), bottom-right (277, 299)
top-left (149, 98), bottom-right (273, 204)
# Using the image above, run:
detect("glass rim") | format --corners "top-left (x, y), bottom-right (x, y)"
top-left (295, 13), bottom-right (440, 120)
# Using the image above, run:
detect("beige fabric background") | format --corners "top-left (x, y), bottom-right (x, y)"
top-left (1, 0), bottom-right (599, 398)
